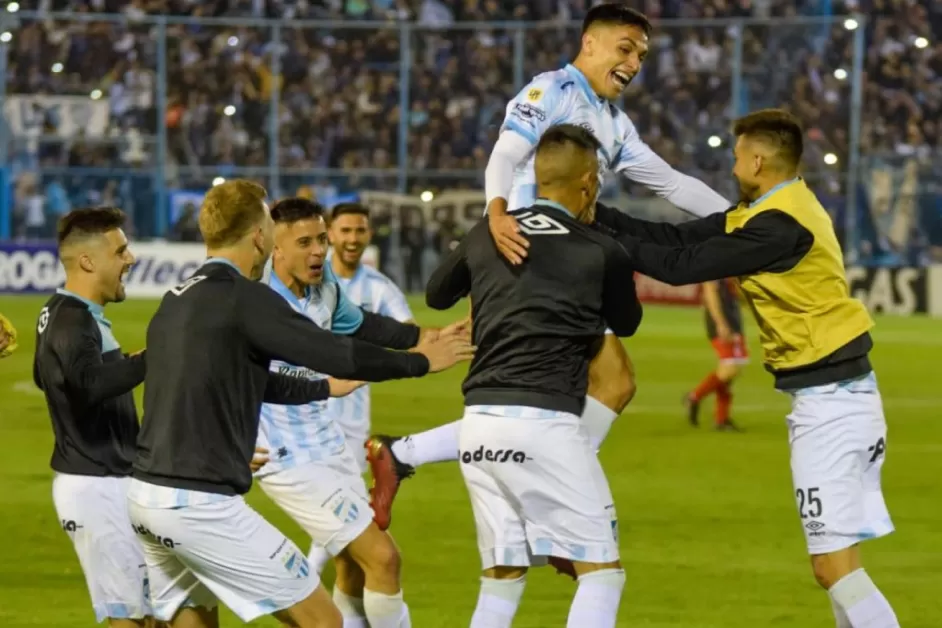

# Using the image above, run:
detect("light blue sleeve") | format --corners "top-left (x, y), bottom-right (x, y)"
top-left (499, 74), bottom-right (570, 146)
top-left (326, 265), bottom-right (364, 335)
top-left (377, 279), bottom-right (413, 323)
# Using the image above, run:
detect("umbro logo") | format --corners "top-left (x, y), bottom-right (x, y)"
top-left (805, 520), bottom-right (826, 537)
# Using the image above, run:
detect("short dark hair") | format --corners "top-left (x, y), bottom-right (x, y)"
top-left (536, 124), bottom-right (603, 156)
top-left (583, 3), bottom-right (652, 36)
top-left (271, 197), bottom-right (326, 224)
top-left (57, 207), bottom-right (126, 246)
top-left (330, 202), bottom-right (370, 222)
top-left (732, 108), bottom-right (804, 167)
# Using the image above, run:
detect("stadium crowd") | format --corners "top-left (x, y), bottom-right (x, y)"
top-left (4, 0), bottom-right (941, 259)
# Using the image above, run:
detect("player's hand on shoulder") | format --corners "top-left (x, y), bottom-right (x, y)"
top-left (412, 330), bottom-right (475, 373)
top-left (327, 378), bottom-right (366, 398)
top-left (250, 446), bottom-right (269, 473)
top-left (0, 313), bottom-right (18, 359)
top-left (487, 200), bottom-right (529, 265)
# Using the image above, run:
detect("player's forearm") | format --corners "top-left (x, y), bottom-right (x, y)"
top-left (661, 172), bottom-right (731, 218)
top-left (596, 203), bottom-right (726, 246)
top-left (263, 375), bottom-right (330, 405)
top-left (72, 353), bottom-right (146, 406)
top-left (352, 311), bottom-right (421, 350)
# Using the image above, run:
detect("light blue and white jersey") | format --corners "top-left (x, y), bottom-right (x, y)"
top-left (327, 254), bottom-right (413, 440)
top-left (501, 63), bottom-right (657, 211)
top-left (255, 261), bottom-right (365, 476)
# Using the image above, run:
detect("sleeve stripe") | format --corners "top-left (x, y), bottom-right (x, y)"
top-left (502, 119), bottom-right (539, 145)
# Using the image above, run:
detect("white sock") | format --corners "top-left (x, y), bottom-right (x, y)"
top-left (582, 396), bottom-right (619, 452)
top-left (390, 420), bottom-right (461, 467)
top-left (308, 543), bottom-right (331, 576)
top-left (567, 568), bottom-right (626, 628)
top-left (333, 587), bottom-right (368, 628)
top-left (363, 588), bottom-right (410, 628)
top-left (829, 593), bottom-right (853, 628)
top-left (829, 568), bottom-right (899, 628)
top-left (470, 576), bottom-right (526, 628)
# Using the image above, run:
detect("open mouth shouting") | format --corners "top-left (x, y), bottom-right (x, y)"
top-left (610, 70), bottom-right (633, 91)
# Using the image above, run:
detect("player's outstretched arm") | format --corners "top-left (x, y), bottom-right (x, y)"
top-left (263, 374), bottom-right (331, 405)
top-left (426, 232), bottom-right (472, 310)
top-left (596, 203), bottom-right (727, 247)
top-left (51, 309), bottom-right (146, 405)
top-left (621, 211), bottom-right (811, 286)
top-left (614, 124), bottom-right (730, 218)
top-left (240, 280), bottom-right (432, 382)
top-left (350, 311), bottom-right (421, 350)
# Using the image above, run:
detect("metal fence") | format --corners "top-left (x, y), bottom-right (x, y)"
top-left (0, 11), bottom-right (939, 265)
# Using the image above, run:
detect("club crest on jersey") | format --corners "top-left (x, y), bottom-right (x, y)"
top-left (526, 88), bottom-right (543, 102)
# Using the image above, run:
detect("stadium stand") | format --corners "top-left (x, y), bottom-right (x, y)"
top-left (2, 0), bottom-right (941, 265)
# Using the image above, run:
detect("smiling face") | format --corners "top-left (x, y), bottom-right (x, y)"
top-left (92, 228), bottom-right (136, 303)
top-left (329, 212), bottom-right (371, 269)
top-left (273, 215), bottom-right (329, 287)
top-left (581, 22), bottom-right (649, 100)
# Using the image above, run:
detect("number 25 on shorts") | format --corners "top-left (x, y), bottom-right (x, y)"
top-left (796, 487), bottom-right (822, 519)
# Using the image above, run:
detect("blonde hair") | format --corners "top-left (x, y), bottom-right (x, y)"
top-left (199, 180), bottom-right (268, 248)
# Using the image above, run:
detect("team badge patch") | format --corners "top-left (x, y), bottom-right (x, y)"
top-left (526, 88), bottom-right (543, 102)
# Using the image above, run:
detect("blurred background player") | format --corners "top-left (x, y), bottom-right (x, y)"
top-left (32, 208), bottom-right (153, 627)
top-left (367, 2), bottom-right (733, 533)
top-left (601, 109), bottom-right (899, 628)
top-left (426, 124), bottom-right (642, 628)
top-left (326, 203), bottom-right (415, 469)
top-left (254, 197), bottom-right (471, 628)
top-left (686, 279), bottom-right (749, 431)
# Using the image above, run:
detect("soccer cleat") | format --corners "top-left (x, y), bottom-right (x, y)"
top-left (365, 435), bottom-right (415, 531)
top-left (548, 556), bottom-right (578, 580)
top-left (683, 393), bottom-right (700, 427)
top-left (715, 418), bottom-right (743, 432)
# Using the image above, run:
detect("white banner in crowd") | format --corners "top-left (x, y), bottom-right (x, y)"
top-left (3, 95), bottom-right (111, 138)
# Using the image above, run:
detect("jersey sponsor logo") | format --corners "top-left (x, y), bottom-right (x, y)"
top-left (0, 246), bottom-right (65, 292)
top-left (275, 364), bottom-right (320, 380)
top-left (526, 88), bottom-right (543, 102)
top-left (511, 102), bottom-right (546, 123)
top-left (460, 445), bottom-right (531, 464)
top-left (514, 211), bottom-right (571, 236)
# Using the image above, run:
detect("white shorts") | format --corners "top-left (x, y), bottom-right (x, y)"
top-left (786, 372), bottom-right (894, 555)
top-left (258, 450), bottom-right (374, 556)
top-left (459, 407), bottom-right (619, 569)
top-left (127, 481), bottom-right (318, 622)
top-left (335, 424), bottom-right (369, 473)
top-left (53, 474), bottom-right (150, 623)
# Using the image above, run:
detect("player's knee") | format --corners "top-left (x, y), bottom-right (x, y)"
top-left (716, 362), bottom-right (741, 382)
top-left (482, 565), bottom-right (528, 580)
top-left (810, 548), bottom-right (861, 590)
top-left (356, 532), bottom-right (402, 581)
top-left (588, 338), bottom-right (636, 412)
top-left (333, 553), bottom-right (365, 594)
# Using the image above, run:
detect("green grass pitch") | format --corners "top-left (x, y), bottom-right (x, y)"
top-left (0, 296), bottom-right (940, 627)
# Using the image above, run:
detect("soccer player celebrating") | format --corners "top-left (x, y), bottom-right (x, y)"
top-left (367, 3), bottom-right (731, 527)
top-left (429, 124), bottom-right (642, 627)
top-left (253, 197), bottom-right (469, 628)
top-left (601, 109), bottom-right (899, 628)
top-left (128, 181), bottom-right (472, 628)
top-left (32, 208), bottom-right (153, 627)
top-left (686, 278), bottom-right (748, 430)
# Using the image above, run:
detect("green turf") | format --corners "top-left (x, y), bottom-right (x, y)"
top-left (0, 295), bottom-right (939, 627)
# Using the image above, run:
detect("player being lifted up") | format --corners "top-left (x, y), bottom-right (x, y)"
top-left (252, 198), bottom-right (471, 628)
top-left (367, 2), bottom-right (731, 529)
top-left (426, 124), bottom-right (642, 628)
